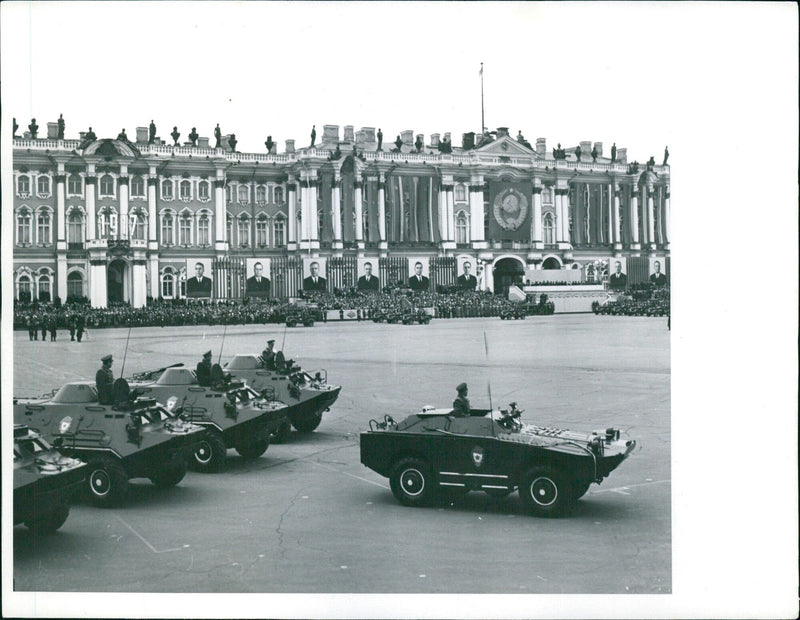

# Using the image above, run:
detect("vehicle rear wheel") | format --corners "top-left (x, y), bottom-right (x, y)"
top-left (150, 463), bottom-right (187, 488)
top-left (86, 457), bottom-right (129, 507)
top-left (191, 430), bottom-right (227, 472)
top-left (290, 411), bottom-right (323, 433)
top-left (25, 502), bottom-right (70, 535)
top-left (574, 480), bottom-right (592, 499)
top-left (519, 466), bottom-right (575, 518)
top-left (271, 420), bottom-right (292, 443)
top-left (235, 438), bottom-right (270, 459)
top-left (390, 457), bottom-right (434, 507)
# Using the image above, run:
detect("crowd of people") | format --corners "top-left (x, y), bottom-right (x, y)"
top-left (13, 290), bottom-right (557, 336)
top-left (592, 287), bottom-right (670, 317)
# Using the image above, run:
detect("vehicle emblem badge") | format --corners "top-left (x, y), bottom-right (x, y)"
top-left (59, 416), bottom-right (73, 434)
top-left (472, 446), bottom-right (485, 468)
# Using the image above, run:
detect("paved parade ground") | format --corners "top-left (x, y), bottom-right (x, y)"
top-left (11, 314), bottom-right (671, 595)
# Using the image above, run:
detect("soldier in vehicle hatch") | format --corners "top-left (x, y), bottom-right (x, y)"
top-left (452, 383), bottom-right (470, 417)
top-left (96, 355), bottom-right (114, 405)
top-left (261, 340), bottom-right (276, 370)
top-left (196, 350), bottom-right (213, 386)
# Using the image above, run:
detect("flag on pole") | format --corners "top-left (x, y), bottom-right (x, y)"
top-left (479, 63), bottom-right (483, 76)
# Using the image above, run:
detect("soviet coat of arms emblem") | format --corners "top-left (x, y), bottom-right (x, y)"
top-left (493, 188), bottom-right (528, 231)
top-left (471, 445), bottom-right (485, 468)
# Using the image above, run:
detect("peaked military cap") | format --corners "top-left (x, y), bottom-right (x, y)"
top-left (203, 350), bottom-right (212, 358)
top-left (101, 354), bottom-right (113, 363)
top-left (456, 382), bottom-right (468, 393)
top-left (267, 339), bottom-right (275, 345)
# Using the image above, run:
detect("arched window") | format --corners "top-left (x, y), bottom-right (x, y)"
top-left (17, 175), bottom-right (31, 196)
top-left (37, 209), bottom-right (52, 245)
top-left (67, 210), bottom-right (85, 244)
top-left (17, 274), bottom-right (32, 302)
top-left (99, 174), bottom-right (115, 196)
top-left (68, 174), bottom-right (83, 195)
top-left (455, 210), bottom-right (469, 245)
top-left (226, 215), bottom-right (234, 245)
top-left (225, 185), bottom-right (233, 203)
top-left (131, 175), bottom-right (145, 197)
top-left (161, 179), bottom-right (174, 199)
top-left (130, 210), bottom-right (146, 240)
top-left (180, 180), bottom-right (192, 200)
top-left (274, 186), bottom-right (284, 204)
top-left (197, 212), bottom-right (211, 246)
top-left (97, 207), bottom-right (117, 239)
top-left (37, 175), bottom-right (51, 196)
top-left (16, 208), bottom-right (32, 245)
top-left (198, 180), bottom-right (210, 201)
top-left (38, 273), bottom-right (51, 302)
top-left (256, 185), bottom-right (267, 204)
top-left (543, 213), bottom-right (555, 245)
top-left (255, 215), bottom-right (268, 246)
top-left (273, 216), bottom-right (286, 247)
top-left (179, 212), bottom-right (193, 245)
top-left (67, 271), bottom-right (85, 299)
top-left (317, 210), bottom-right (324, 239)
top-left (455, 184), bottom-right (467, 202)
top-left (237, 215), bottom-right (250, 247)
top-left (362, 207), bottom-right (370, 241)
top-left (160, 211), bottom-right (175, 245)
top-left (237, 184), bottom-right (249, 204)
top-left (161, 269), bottom-right (175, 298)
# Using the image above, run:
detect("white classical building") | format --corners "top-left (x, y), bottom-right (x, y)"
top-left (12, 120), bottom-right (670, 306)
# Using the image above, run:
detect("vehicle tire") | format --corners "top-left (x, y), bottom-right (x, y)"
top-left (25, 502), bottom-right (70, 535)
top-left (519, 466), bottom-right (575, 518)
top-left (574, 480), bottom-right (592, 499)
top-left (149, 463), bottom-right (187, 488)
top-left (290, 410), bottom-right (323, 433)
top-left (86, 457), bottom-right (129, 507)
top-left (191, 430), bottom-right (227, 472)
top-left (272, 420), bottom-right (292, 443)
top-left (235, 438), bottom-right (270, 459)
top-left (389, 457), bottom-right (435, 507)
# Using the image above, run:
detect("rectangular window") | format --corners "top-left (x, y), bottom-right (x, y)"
top-left (161, 215), bottom-right (174, 245)
top-left (179, 217), bottom-right (192, 245)
top-left (68, 215), bottom-right (84, 243)
top-left (17, 215), bottom-right (31, 244)
top-left (100, 176), bottom-right (115, 196)
top-left (67, 277), bottom-right (84, 298)
top-left (198, 216), bottom-right (210, 245)
top-left (226, 218), bottom-right (233, 244)
top-left (198, 182), bottom-right (209, 200)
top-left (18, 175), bottom-right (30, 195)
top-left (131, 215), bottom-right (146, 240)
top-left (256, 219), bottom-right (268, 246)
top-left (238, 185), bottom-right (249, 204)
top-left (162, 180), bottom-right (173, 199)
top-left (256, 186), bottom-right (267, 203)
top-left (37, 176), bottom-right (51, 196)
top-left (180, 181), bottom-right (192, 200)
top-left (68, 175), bottom-right (83, 195)
top-left (273, 219), bottom-right (285, 247)
top-left (237, 218), bottom-right (250, 247)
top-left (37, 213), bottom-right (51, 245)
top-left (162, 275), bottom-right (174, 298)
top-left (131, 177), bottom-right (145, 197)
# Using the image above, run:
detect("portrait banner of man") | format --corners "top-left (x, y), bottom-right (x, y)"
top-left (607, 257), bottom-right (628, 292)
top-left (407, 257), bottom-right (431, 291)
top-left (302, 257), bottom-right (328, 292)
top-left (245, 258), bottom-right (272, 298)
top-left (456, 255), bottom-right (478, 291)
top-left (185, 258), bottom-right (213, 298)
top-left (649, 257), bottom-right (669, 287)
top-left (356, 258), bottom-right (380, 292)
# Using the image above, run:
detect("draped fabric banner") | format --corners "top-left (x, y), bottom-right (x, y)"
top-left (366, 179), bottom-right (380, 242)
top-left (386, 174), bottom-right (438, 243)
top-left (341, 172), bottom-right (355, 243)
top-left (319, 174), bottom-right (333, 243)
top-left (487, 180), bottom-right (532, 241)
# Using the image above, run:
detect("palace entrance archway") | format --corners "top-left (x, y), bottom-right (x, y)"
top-left (492, 257), bottom-right (525, 298)
top-left (107, 259), bottom-right (128, 304)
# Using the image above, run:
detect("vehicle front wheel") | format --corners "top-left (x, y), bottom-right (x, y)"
top-left (191, 430), bottom-right (227, 473)
top-left (25, 502), bottom-right (70, 535)
top-left (86, 457), bottom-right (129, 507)
top-left (290, 411), bottom-right (323, 433)
top-left (235, 438), bottom-right (270, 459)
top-left (390, 457), bottom-right (435, 507)
top-left (519, 466), bottom-right (575, 517)
top-left (150, 463), bottom-right (187, 488)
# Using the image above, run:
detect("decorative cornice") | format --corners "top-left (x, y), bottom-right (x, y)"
top-left (84, 176), bottom-right (97, 185)
top-left (531, 187), bottom-right (543, 195)
top-left (147, 177), bottom-right (158, 187)
top-left (441, 184), bottom-right (454, 192)
top-left (377, 181), bottom-right (386, 190)
top-left (213, 179), bottom-right (225, 189)
top-left (286, 183), bottom-right (297, 192)
top-left (118, 176), bottom-right (129, 186)
top-left (55, 174), bottom-right (67, 184)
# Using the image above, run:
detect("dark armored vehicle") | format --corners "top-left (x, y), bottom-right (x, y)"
top-left (372, 309), bottom-right (404, 324)
top-left (361, 402), bottom-right (636, 517)
top-left (224, 352), bottom-right (341, 434)
top-left (14, 425), bottom-right (86, 534)
top-left (401, 309), bottom-right (432, 325)
top-left (499, 306), bottom-right (527, 320)
top-left (286, 310), bottom-right (314, 327)
top-left (14, 380), bottom-right (205, 507)
top-left (129, 364), bottom-right (288, 470)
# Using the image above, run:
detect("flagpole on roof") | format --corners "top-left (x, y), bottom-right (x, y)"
top-left (480, 62), bottom-right (485, 136)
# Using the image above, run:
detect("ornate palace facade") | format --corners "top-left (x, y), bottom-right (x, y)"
top-left (11, 120), bottom-right (670, 306)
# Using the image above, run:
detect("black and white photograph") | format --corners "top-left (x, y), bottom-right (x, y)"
top-left (184, 258), bottom-right (213, 299)
top-left (2, 2), bottom-right (797, 619)
top-left (245, 258), bottom-right (271, 298)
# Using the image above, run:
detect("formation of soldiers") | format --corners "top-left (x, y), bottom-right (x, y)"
top-left (593, 288), bottom-right (670, 317)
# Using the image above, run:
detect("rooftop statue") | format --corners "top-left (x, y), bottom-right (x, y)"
top-left (228, 133), bottom-right (238, 152)
top-left (663, 146), bottom-right (669, 165)
top-left (85, 127), bottom-right (97, 141)
top-left (646, 156), bottom-right (655, 169)
top-left (149, 120), bottom-right (156, 144)
top-left (437, 135), bottom-right (452, 154)
top-left (29, 118), bottom-right (39, 139)
top-left (117, 128), bottom-right (129, 142)
top-left (189, 127), bottom-right (199, 146)
top-left (611, 142), bottom-right (617, 162)
top-left (394, 135), bottom-right (403, 151)
top-left (57, 114), bottom-right (65, 140)
top-left (377, 128), bottom-right (383, 151)
top-left (591, 146), bottom-right (598, 162)
top-left (415, 135), bottom-right (423, 153)
top-left (265, 135), bottom-right (274, 153)
top-left (310, 125), bottom-right (316, 147)
top-left (214, 124), bottom-right (222, 148)
top-left (575, 145), bottom-right (582, 161)
top-left (171, 126), bottom-right (180, 146)
top-left (13, 117), bottom-right (19, 138)
top-left (552, 143), bottom-right (567, 160)
top-left (516, 131), bottom-right (531, 149)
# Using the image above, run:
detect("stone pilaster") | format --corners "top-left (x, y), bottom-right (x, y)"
top-left (118, 172), bottom-right (129, 239)
top-left (531, 184), bottom-right (543, 249)
top-left (85, 170), bottom-right (96, 241)
top-left (331, 176), bottom-right (342, 249)
top-left (353, 180), bottom-right (364, 247)
top-left (377, 174), bottom-right (387, 248)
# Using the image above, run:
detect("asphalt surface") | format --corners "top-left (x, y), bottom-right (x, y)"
top-left (11, 314), bottom-right (671, 594)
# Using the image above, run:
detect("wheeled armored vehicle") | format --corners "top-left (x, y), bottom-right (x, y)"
top-left (499, 306), bottom-right (527, 320)
top-left (128, 364), bottom-right (288, 470)
top-left (14, 424), bottom-right (86, 534)
top-left (14, 379), bottom-right (205, 507)
top-left (286, 311), bottom-right (314, 327)
top-left (401, 310), bottom-right (432, 325)
top-left (223, 352), bottom-right (341, 434)
top-left (372, 309), bottom-right (404, 324)
top-left (361, 402), bottom-right (636, 517)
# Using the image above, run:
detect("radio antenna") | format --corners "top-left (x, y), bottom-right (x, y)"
top-left (483, 331), bottom-right (494, 421)
top-left (218, 323), bottom-right (228, 365)
top-left (120, 322), bottom-right (133, 378)
top-left (280, 320), bottom-right (288, 352)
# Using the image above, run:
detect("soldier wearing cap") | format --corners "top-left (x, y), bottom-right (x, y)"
top-left (196, 350), bottom-right (213, 387)
top-left (261, 339), bottom-right (276, 370)
top-left (452, 382), bottom-right (470, 417)
top-left (96, 355), bottom-right (114, 405)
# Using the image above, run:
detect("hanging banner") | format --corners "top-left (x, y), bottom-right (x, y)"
top-left (487, 180), bottom-right (532, 241)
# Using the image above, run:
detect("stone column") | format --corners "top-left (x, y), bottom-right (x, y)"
top-left (647, 186), bottom-right (656, 250)
top-left (531, 185), bottom-right (543, 249)
top-left (446, 185), bottom-right (455, 241)
top-left (562, 188), bottom-right (572, 247)
top-left (377, 174), bottom-right (387, 247)
top-left (613, 182), bottom-right (622, 252)
top-left (56, 171), bottom-right (66, 246)
top-left (309, 179), bottom-right (319, 243)
top-left (287, 180), bottom-right (297, 248)
top-left (85, 171), bottom-right (97, 241)
top-left (332, 176), bottom-right (342, 249)
top-left (354, 180), bottom-right (364, 246)
top-left (663, 186), bottom-right (670, 250)
top-left (438, 186), bottom-right (447, 241)
top-left (629, 185), bottom-right (640, 250)
top-left (132, 259), bottom-right (147, 308)
top-left (469, 177), bottom-right (485, 244)
top-left (118, 171), bottom-right (129, 239)
top-left (89, 259), bottom-right (108, 308)
top-left (214, 175), bottom-right (226, 251)
top-left (147, 174), bottom-right (158, 244)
